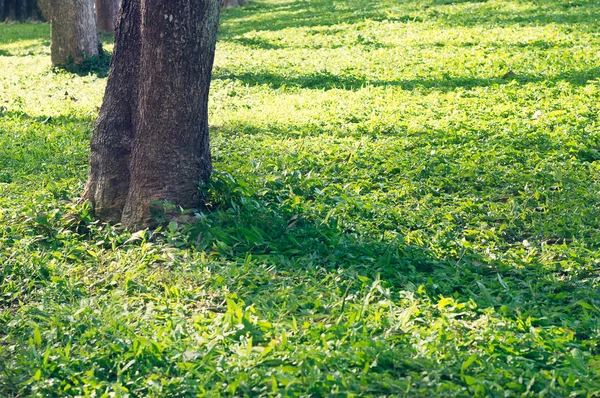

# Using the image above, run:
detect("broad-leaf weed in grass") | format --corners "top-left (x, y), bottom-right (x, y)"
top-left (1, 0), bottom-right (600, 396)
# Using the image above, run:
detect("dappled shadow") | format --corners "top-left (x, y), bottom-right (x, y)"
top-left (219, 0), bottom-right (600, 39)
top-left (165, 171), bottom-right (600, 335)
top-left (0, 0), bottom-right (595, 330)
top-left (213, 66), bottom-right (600, 92)
top-left (0, 110), bottom-right (93, 182)
top-left (0, 24), bottom-right (113, 76)
top-left (2, 100), bottom-right (598, 394)
top-left (440, 5), bottom-right (600, 28)
top-left (430, 0), bottom-right (488, 4)
top-left (0, 109), bottom-right (94, 126)
top-left (218, 0), bottom-right (416, 38)
top-left (214, 68), bottom-right (375, 91)
top-left (0, 39), bottom-right (50, 56)
top-left (0, 23), bottom-right (49, 46)
top-left (1, 110), bottom-right (585, 324)
top-left (216, 0), bottom-right (600, 98)
top-left (228, 36), bottom-right (287, 50)
top-left (2, 105), bottom-right (596, 332)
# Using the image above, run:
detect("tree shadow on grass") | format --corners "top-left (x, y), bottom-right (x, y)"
top-left (0, 109), bottom-right (95, 126)
top-left (219, 0), bottom-right (600, 39)
top-left (2, 105), bottom-right (599, 392)
top-left (0, 110), bottom-right (93, 182)
top-left (165, 172), bottom-right (600, 342)
top-left (430, 0), bottom-right (488, 4)
top-left (218, 0), bottom-right (419, 38)
top-left (228, 36), bottom-right (288, 50)
top-left (440, 4), bottom-right (600, 28)
top-left (0, 22), bottom-right (49, 45)
top-left (0, 23), bottom-right (113, 76)
top-left (213, 66), bottom-right (600, 92)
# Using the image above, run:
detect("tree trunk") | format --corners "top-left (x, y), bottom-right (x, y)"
top-left (16, 0), bottom-right (25, 19)
top-left (222, 0), bottom-right (238, 7)
top-left (27, 0), bottom-right (41, 20)
top-left (5, 0), bottom-right (16, 20)
top-left (221, 0), bottom-right (249, 8)
top-left (83, 0), bottom-right (220, 230)
top-left (95, 0), bottom-right (119, 32)
top-left (46, 0), bottom-right (99, 66)
top-left (1, 0), bottom-right (43, 21)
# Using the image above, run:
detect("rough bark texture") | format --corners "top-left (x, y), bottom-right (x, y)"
top-left (95, 0), bottom-right (120, 32)
top-left (47, 0), bottom-right (99, 66)
top-left (83, 0), bottom-right (140, 222)
top-left (83, 0), bottom-right (220, 230)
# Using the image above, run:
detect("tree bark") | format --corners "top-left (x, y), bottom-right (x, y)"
top-left (221, 0), bottom-right (249, 8)
top-left (46, 0), bottom-right (99, 66)
top-left (95, 0), bottom-right (119, 32)
top-left (28, 0), bottom-right (41, 20)
top-left (222, 0), bottom-right (238, 7)
top-left (83, 0), bottom-right (220, 230)
top-left (5, 0), bottom-right (16, 20)
top-left (82, 0), bottom-right (140, 222)
top-left (16, 0), bottom-right (26, 20)
top-left (1, 0), bottom-right (42, 21)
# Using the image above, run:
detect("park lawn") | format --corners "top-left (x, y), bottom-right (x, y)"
top-left (1, 0), bottom-right (600, 396)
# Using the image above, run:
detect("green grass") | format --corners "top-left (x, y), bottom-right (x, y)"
top-left (1, 0), bottom-right (600, 396)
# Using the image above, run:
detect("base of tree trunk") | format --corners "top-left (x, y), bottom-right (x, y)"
top-left (83, 0), bottom-right (220, 230)
top-left (39, 0), bottom-right (99, 66)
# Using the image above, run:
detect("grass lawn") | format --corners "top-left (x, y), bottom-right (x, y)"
top-left (1, 0), bottom-right (600, 396)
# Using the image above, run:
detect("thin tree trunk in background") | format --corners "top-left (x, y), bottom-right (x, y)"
top-left (17, 0), bottom-right (26, 20)
top-left (47, 0), bottom-right (99, 65)
top-left (25, 0), bottom-right (32, 18)
top-left (5, 0), bottom-right (16, 20)
top-left (84, 0), bottom-right (220, 230)
top-left (26, 0), bottom-right (40, 20)
top-left (95, 0), bottom-right (119, 32)
top-left (0, 0), bottom-right (42, 21)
